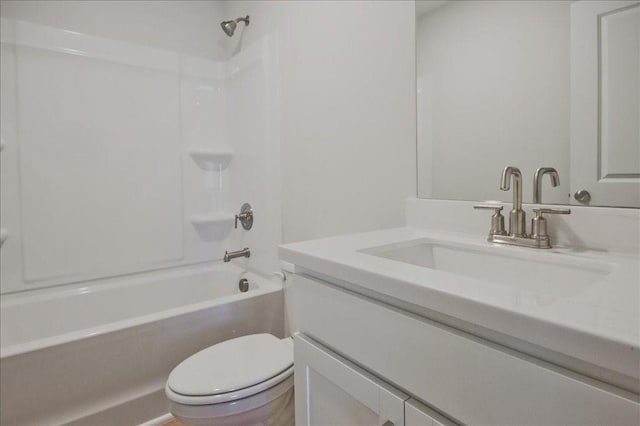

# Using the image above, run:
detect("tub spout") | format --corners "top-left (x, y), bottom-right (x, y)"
top-left (224, 248), bottom-right (250, 262)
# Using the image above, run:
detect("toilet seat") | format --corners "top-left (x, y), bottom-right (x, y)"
top-left (166, 365), bottom-right (294, 405)
top-left (166, 373), bottom-right (294, 422)
top-left (166, 334), bottom-right (294, 406)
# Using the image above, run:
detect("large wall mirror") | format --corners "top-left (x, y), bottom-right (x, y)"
top-left (416, 0), bottom-right (639, 207)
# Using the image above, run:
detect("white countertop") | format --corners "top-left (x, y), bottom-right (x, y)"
top-left (280, 227), bottom-right (640, 387)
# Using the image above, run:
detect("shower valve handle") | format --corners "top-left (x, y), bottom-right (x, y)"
top-left (235, 203), bottom-right (253, 230)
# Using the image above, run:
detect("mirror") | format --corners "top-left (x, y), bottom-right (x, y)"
top-left (416, 0), bottom-right (640, 207)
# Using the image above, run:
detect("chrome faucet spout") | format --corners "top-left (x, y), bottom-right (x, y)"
top-left (500, 166), bottom-right (526, 237)
top-left (500, 166), bottom-right (522, 211)
top-left (533, 167), bottom-right (560, 204)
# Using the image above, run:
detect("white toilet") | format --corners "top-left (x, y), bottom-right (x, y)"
top-left (165, 333), bottom-right (294, 426)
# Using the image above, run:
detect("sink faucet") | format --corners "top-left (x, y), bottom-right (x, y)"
top-left (224, 248), bottom-right (250, 262)
top-left (475, 167), bottom-right (571, 249)
top-left (500, 166), bottom-right (526, 237)
top-left (533, 167), bottom-right (560, 204)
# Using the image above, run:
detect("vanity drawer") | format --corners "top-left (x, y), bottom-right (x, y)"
top-left (293, 274), bottom-right (640, 426)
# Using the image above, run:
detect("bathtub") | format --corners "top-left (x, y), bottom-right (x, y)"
top-left (0, 263), bottom-right (284, 426)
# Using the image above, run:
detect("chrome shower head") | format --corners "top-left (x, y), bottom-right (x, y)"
top-left (221, 15), bottom-right (250, 37)
top-left (221, 20), bottom-right (236, 36)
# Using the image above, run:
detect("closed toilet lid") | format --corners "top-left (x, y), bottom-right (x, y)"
top-left (167, 334), bottom-right (293, 397)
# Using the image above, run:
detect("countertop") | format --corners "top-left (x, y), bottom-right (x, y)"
top-left (280, 227), bottom-right (640, 390)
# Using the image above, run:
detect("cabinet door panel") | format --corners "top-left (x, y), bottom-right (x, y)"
top-left (294, 333), bottom-right (408, 426)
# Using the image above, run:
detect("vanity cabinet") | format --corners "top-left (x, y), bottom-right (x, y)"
top-left (294, 332), bottom-right (455, 426)
top-left (292, 273), bottom-right (640, 426)
top-left (405, 400), bottom-right (455, 426)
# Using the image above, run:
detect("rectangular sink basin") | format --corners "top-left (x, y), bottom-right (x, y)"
top-left (361, 239), bottom-right (612, 297)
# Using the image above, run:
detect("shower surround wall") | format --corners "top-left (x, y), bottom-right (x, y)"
top-left (0, 1), bottom-right (281, 294)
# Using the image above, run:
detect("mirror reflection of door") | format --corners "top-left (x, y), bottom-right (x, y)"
top-left (571, 0), bottom-right (640, 207)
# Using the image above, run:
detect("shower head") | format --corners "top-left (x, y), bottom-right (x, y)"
top-left (221, 15), bottom-right (250, 37)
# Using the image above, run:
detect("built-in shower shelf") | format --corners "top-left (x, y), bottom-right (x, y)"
top-left (189, 150), bottom-right (232, 171)
top-left (0, 228), bottom-right (8, 246)
top-left (190, 213), bottom-right (235, 226)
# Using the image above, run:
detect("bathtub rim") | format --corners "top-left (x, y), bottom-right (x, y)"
top-left (0, 262), bottom-right (282, 359)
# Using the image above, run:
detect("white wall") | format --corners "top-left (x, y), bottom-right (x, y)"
top-left (416, 1), bottom-right (571, 204)
top-left (225, 0), bottom-right (417, 243)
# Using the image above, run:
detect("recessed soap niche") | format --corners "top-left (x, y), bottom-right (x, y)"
top-left (188, 148), bottom-right (232, 221)
top-left (189, 150), bottom-right (232, 171)
top-left (187, 149), bottom-right (234, 230)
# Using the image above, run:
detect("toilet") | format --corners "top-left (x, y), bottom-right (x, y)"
top-left (165, 334), bottom-right (294, 426)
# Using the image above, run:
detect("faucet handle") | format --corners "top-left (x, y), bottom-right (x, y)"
top-left (473, 204), bottom-right (506, 236)
top-left (532, 208), bottom-right (571, 216)
top-left (473, 204), bottom-right (504, 212)
top-left (530, 208), bottom-right (571, 247)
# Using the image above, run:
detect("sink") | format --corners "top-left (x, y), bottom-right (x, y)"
top-left (361, 239), bottom-right (613, 297)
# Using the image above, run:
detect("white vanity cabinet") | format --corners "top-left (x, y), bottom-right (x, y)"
top-left (294, 332), bottom-right (454, 426)
top-left (291, 273), bottom-right (640, 426)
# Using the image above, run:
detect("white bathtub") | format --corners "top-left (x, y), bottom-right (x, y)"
top-left (0, 263), bottom-right (284, 426)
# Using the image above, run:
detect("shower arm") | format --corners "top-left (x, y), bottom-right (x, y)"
top-left (235, 16), bottom-right (250, 25)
